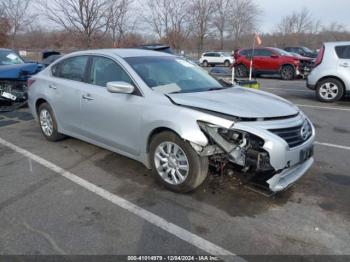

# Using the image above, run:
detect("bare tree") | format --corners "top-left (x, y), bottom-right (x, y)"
top-left (2, 0), bottom-right (35, 48)
top-left (43, 0), bottom-right (109, 48)
top-left (229, 0), bottom-right (260, 48)
top-left (212, 0), bottom-right (232, 50)
top-left (107, 0), bottom-right (133, 47)
top-left (276, 8), bottom-right (313, 35)
top-left (188, 0), bottom-right (214, 56)
top-left (143, 0), bottom-right (190, 51)
top-left (0, 10), bottom-right (10, 46)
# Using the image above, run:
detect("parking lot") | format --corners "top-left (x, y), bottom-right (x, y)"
top-left (0, 78), bottom-right (349, 260)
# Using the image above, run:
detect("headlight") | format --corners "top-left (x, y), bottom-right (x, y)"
top-left (197, 121), bottom-right (264, 147)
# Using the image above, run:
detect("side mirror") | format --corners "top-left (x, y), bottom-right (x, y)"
top-left (107, 81), bottom-right (134, 94)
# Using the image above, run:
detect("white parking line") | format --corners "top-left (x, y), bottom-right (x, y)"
top-left (0, 137), bottom-right (242, 260)
top-left (296, 104), bottom-right (350, 112)
top-left (315, 141), bottom-right (350, 151)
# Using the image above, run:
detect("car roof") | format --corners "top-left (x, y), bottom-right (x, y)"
top-left (324, 41), bottom-right (350, 46)
top-left (0, 48), bottom-right (13, 52)
top-left (65, 48), bottom-right (173, 58)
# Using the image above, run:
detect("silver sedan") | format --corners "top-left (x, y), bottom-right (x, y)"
top-left (28, 49), bottom-right (315, 193)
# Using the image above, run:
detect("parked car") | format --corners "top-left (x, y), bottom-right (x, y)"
top-left (28, 49), bottom-right (315, 193)
top-left (199, 51), bottom-right (234, 67)
top-left (287, 52), bottom-right (315, 77)
top-left (42, 54), bottom-right (62, 68)
top-left (138, 44), bottom-right (174, 54)
top-left (234, 47), bottom-right (303, 80)
top-left (0, 48), bottom-right (42, 110)
top-left (42, 50), bottom-right (62, 67)
top-left (284, 46), bottom-right (318, 59)
top-left (307, 42), bottom-right (350, 102)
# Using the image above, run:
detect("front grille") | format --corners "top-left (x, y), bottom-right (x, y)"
top-left (269, 123), bottom-right (312, 148)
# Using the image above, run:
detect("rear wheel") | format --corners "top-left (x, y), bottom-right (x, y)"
top-left (316, 78), bottom-right (344, 103)
top-left (150, 131), bottom-right (208, 193)
top-left (224, 60), bottom-right (230, 67)
top-left (280, 65), bottom-right (295, 80)
top-left (235, 64), bottom-right (248, 78)
top-left (38, 103), bottom-right (65, 141)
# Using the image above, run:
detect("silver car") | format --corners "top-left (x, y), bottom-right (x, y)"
top-left (307, 41), bottom-right (350, 102)
top-left (28, 49), bottom-right (315, 193)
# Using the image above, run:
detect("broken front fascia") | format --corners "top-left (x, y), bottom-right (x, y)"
top-left (193, 121), bottom-right (251, 165)
top-left (193, 121), bottom-right (272, 173)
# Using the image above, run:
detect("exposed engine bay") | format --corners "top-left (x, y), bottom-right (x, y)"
top-left (196, 121), bottom-right (278, 195)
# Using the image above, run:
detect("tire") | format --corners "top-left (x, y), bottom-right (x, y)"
top-left (280, 65), bottom-right (295, 80)
top-left (149, 131), bottom-right (208, 193)
top-left (235, 64), bottom-right (248, 78)
top-left (316, 78), bottom-right (344, 103)
top-left (202, 60), bottom-right (208, 67)
top-left (224, 60), bottom-right (230, 67)
top-left (38, 103), bottom-right (65, 141)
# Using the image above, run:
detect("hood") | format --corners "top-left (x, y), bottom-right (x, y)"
top-left (294, 55), bottom-right (313, 61)
top-left (0, 63), bottom-right (42, 80)
top-left (168, 87), bottom-right (299, 119)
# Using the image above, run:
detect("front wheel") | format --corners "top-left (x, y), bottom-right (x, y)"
top-left (280, 65), bottom-right (295, 80)
top-left (150, 131), bottom-right (208, 193)
top-left (224, 60), bottom-right (230, 67)
top-left (202, 60), bottom-right (208, 67)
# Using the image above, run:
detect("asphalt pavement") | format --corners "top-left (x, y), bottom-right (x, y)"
top-left (0, 78), bottom-right (349, 261)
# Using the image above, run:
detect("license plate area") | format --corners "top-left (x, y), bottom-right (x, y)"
top-left (300, 146), bottom-right (314, 163)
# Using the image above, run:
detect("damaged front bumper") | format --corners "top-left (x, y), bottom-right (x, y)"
top-left (196, 113), bottom-right (315, 193)
top-left (267, 157), bottom-right (314, 192)
top-left (0, 80), bottom-right (28, 112)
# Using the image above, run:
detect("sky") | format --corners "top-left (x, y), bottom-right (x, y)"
top-left (258, 0), bottom-right (350, 33)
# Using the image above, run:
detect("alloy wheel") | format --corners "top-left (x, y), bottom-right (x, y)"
top-left (40, 109), bottom-right (54, 137)
top-left (319, 82), bottom-right (339, 100)
top-left (281, 66), bottom-right (294, 80)
top-left (154, 142), bottom-right (189, 185)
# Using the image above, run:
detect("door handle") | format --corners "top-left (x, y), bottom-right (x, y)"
top-left (340, 63), bottom-right (349, 68)
top-left (49, 84), bottom-right (57, 89)
top-left (82, 94), bottom-right (94, 101)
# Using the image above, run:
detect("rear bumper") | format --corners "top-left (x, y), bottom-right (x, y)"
top-left (267, 157), bottom-right (314, 192)
top-left (306, 81), bottom-right (316, 90)
top-left (306, 76), bottom-right (316, 90)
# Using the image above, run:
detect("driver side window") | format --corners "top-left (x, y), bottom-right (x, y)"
top-left (89, 56), bottom-right (134, 87)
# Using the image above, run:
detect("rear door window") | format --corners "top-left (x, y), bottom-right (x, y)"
top-left (260, 49), bottom-right (273, 57)
top-left (58, 56), bottom-right (89, 81)
top-left (253, 49), bottom-right (272, 57)
top-left (335, 45), bottom-right (350, 59)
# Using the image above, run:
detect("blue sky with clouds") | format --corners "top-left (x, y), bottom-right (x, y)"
top-left (259, 0), bottom-right (350, 32)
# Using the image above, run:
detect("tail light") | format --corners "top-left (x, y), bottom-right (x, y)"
top-left (314, 45), bottom-right (325, 68)
top-left (27, 78), bottom-right (35, 88)
top-left (233, 49), bottom-right (240, 60)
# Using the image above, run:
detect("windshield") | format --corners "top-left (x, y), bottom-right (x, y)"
top-left (0, 51), bottom-right (25, 65)
top-left (125, 56), bottom-right (226, 94)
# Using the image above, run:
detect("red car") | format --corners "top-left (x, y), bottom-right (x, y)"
top-left (233, 47), bottom-right (308, 80)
